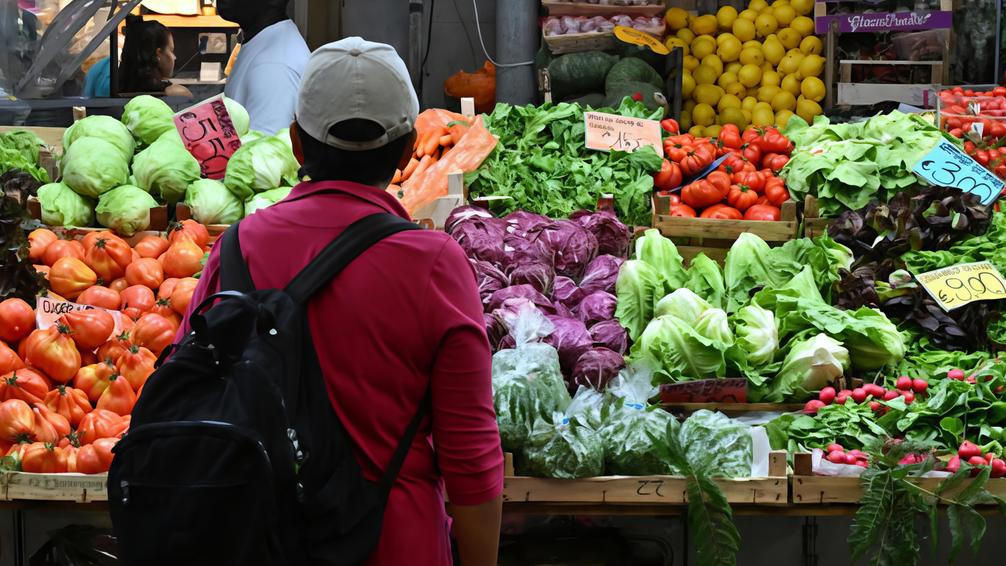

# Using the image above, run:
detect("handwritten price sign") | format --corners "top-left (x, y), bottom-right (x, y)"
top-left (914, 261), bottom-right (1006, 311)
top-left (913, 140), bottom-right (1004, 206)
top-left (35, 295), bottom-right (123, 335)
top-left (173, 94), bottom-right (242, 179)
top-left (584, 111), bottom-right (663, 157)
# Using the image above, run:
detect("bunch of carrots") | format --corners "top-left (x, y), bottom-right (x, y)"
top-left (389, 117), bottom-right (472, 191)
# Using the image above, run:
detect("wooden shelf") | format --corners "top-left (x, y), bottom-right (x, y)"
top-left (542, 1), bottom-right (666, 17)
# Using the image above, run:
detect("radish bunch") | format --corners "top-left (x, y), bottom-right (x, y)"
top-left (946, 441), bottom-right (1006, 478)
top-left (803, 378), bottom-right (928, 415)
top-left (824, 443), bottom-right (868, 468)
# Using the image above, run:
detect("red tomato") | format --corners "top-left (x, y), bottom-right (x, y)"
top-left (96, 373), bottom-right (136, 416)
top-left (42, 240), bottom-right (84, 267)
top-left (58, 309), bottom-right (115, 350)
top-left (76, 438), bottom-right (118, 474)
top-left (48, 257), bottom-right (97, 300)
top-left (700, 204), bottom-right (743, 220)
top-left (132, 313), bottom-right (175, 356)
top-left (120, 285), bottom-right (156, 314)
top-left (681, 179), bottom-right (728, 209)
top-left (77, 409), bottom-right (125, 445)
top-left (19, 442), bottom-right (68, 473)
top-left (23, 326), bottom-right (81, 384)
top-left (97, 332), bottom-right (133, 367)
top-left (732, 170), bottom-right (765, 194)
top-left (660, 118), bottom-right (680, 134)
top-left (727, 184), bottom-right (760, 212)
top-left (718, 124), bottom-right (743, 150)
top-left (668, 204), bottom-right (697, 217)
top-left (705, 171), bottom-right (732, 194)
top-left (30, 406), bottom-right (59, 443)
top-left (109, 278), bottom-right (129, 293)
top-left (742, 143), bottom-right (763, 167)
top-left (170, 278), bottom-right (199, 315)
top-left (117, 345), bottom-right (157, 391)
top-left (0, 399), bottom-right (34, 443)
top-left (744, 204), bottom-right (783, 221)
top-left (0, 368), bottom-right (50, 405)
top-left (27, 229), bottom-right (57, 263)
top-left (134, 235), bottom-right (170, 259)
top-left (0, 298), bottom-right (35, 343)
top-left (83, 235), bottom-right (132, 283)
top-left (168, 220), bottom-right (210, 248)
top-left (764, 180), bottom-right (790, 207)
top-left (45, 385), bottom-right (93, 427)
top-left (0, 342), bottom-right (24, 376)
top-left (160, 240), bottom-right (205, 279)
top-left (33, 403), bottom-right (71, 439)
top-left (653, 159), bottom-right (683, 191)
top-left (77, 286), bottom-right (121, 311)
top-left (125, 258), bottom-right (165, 290)
top-left (763, 153), bottom-right (790, 172)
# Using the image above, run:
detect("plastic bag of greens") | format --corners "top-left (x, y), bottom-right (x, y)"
top-left (491, 302), bottom-right (571, 452)
top-left (520, 386), bottom-right (605, 479)
top-left (600, 364), bottom-right (679, 475)
top-left (679, 410), bottom-right (752, 478)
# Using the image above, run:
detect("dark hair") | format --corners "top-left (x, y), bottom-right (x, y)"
top-left (119, 15), bottom-right (171, 93)
top-left (297, 120), bottom-right (412, 186)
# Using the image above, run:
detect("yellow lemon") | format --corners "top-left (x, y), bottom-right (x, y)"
top-left (791, 0), bottom-right (813, 15)
top-left (790, 15), bottom-right (814, 37)
top-left (694, 84), bottom-right (723, 106)
top-left (755, 13), bottom-right (779, 37)
top-left (798, 54), bottom-right (825, 78)
top-left (718, 71), bottom-right (739, 89)
top-left (732, 18), bottom-right (757, 41)
top-left (720, 107), bottom-right (748, 128)
top-left (680, 110), bottom-right (692, 131)
top-left (676, 28), bottom-right (696, 43)
top-left (771, 0), bottom-right (790, 6)
top-left (689, 125), bottom-right (706, 137)
top-left (665, 7), bottom-right (689, 30)
top-left (799, 35), bottom-right (822, 55)
top-left (747, 86), bottom-right (761, 98)
top-left (752, 105), bottom-right (776, 127)
top-left (796, 97), bottom-right (823, 123)
top-left (739, 46), bottom-right (765, 66)
top-left (717, 36), bottom-right (743, 62)
top-left (665, 37), bottom-right (690, 56)
top-left (771, 90), bottom-right (797, 111)
top-left (739, 8), bottom-right (759, 22)
top-left (749, 0), bottom-right (769, 11)
top-left (717, 5), bottom-right (739, 30)
top-left (758, 85), bottom-right (781, 103)
top-left (684, 55), bottom-right (700, 71)
top-left (775, 109), bottom-right (795, 128)
top-left (742, 108), bottom-right (753, 123)
top-left (704, 125), bottom-right (723, 138)
top-left (718, 93), bottom-right (743, 111)
top-left (800, 76), bottom-right (826, 102)
top-left (761, 69), bottom-right (781, 87)
top-left (692, 103), bottom-right (716, 127)
top-left (726, 82), bottom-right (748, 97)
top-left (738, 63), bottom-right (763, 87)
top-left (772, 4), bottom-right (796, 26)
top-left (683, 99), bottom-right (697, 114)
top-left (781, 73), bottom-right (802, 95)
top-left (762, 61), bottom-right (775, 73)
top-left (691, 35), bottom-right (717, 59)
top-left (682, 72), bottom-right (696, 98)
top-left (742, 96), bottom-right (758, 111)
top-left (742, 39), bottom-right (763, 50)
top-left (726, 62), bottom-right (743, 74)
top-left (777, 27), bottom-right (802, 49)
top-left (690, 14), bottom-right (718, 35)
top-left (694, 64), bottom-right (719, 85)
top-left (701, 54), bottom-right (724, 75)
top-left (777, 50), bottom-right (804, 75)
top-left (763, 35), bottom-right (785, 65)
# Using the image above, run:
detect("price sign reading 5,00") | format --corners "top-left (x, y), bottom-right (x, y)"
top-left (914, 261), bottom-right (1006, 311)
top-left (173, 94), bottom-right (243, 179)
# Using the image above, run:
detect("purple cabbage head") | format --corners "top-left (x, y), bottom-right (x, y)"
top-left (544, 315), bottom-right (593, 374)
top-left (553, 302), bottom-right (575, 319)
top-left (450, 217), bottom-right (507, 263)
top-left (507, 256), bottom-right (555, 295)
top-left (571, 347), bottom-right (625, 390)
top-left (589, 320), bottom-right (628, 355)
top-left (571, 209), bottom-right (631, 258)
top-left (578, 255), bottom-right (624, 294)
top-left (502, 233), bottom-right (548, 265)
top-left (504, 210), bottom-right (552, 238)
top-left (552, 276), bottom-right (585, 310)
top-left (577, 290), bottom-right (617, 327)
top-left (446, 205), bottom-right (495, 234)
top-left (484, 312), bottom-right (508, 351)
top-left (469, 259), bottom-right (509, 305)
top-left (531, 220), bottom-right (598, 280)
top-left (487, 285), bottom-right (555, 314)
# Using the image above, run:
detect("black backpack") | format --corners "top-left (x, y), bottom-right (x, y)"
top-left (108, 213), bottom-right (424, 566)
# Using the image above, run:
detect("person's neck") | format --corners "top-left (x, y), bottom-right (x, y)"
top-left (241, 13), bottom-right (288, 43)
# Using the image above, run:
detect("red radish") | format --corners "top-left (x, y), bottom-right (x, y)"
top-left (967, 376), bottom-right (977, 384)
top-left (996, 386), bottom-right (1004, 394)
top-left (986, 453), bottom-right (996, 463)
top-left (849, 450), bottom-right (865, 458)
top-left (851, 388), bottom-right (867, 403)
top-left (959, 441), bottom-right (982, 459)
top-left (827, 443), bottom-right (844, 453)
top-left (826, 451), bottom-right (846, 464)
top-left (992, 459), bottom-right (1006, 478)
top-left (968, 456), bottom-right (987, 467)
top-left (855, 460), bottom-right (868, 468)
top-left (836, 391), bottom-right (850, 405)
top-left (912, 379), bottom-right (928, 393)
top-left (803, 400), bottom-right (825, 414)
top-left (883, 390), bottom-right (899, 401)
top-left (948, 369), bottom-right (965, 380)
top-left (946, 456), bottom-right (961, 473)
top-left (869, 401), bottom-right (881, 411)
top-left (844, 453), bottom-right (858, 465)
top-left (818, 387), bottom-right (836, 405)
top-left (985, 374), bottom-right (995, 382)
top-left (901, 391), bottom-right (915, 404)
top-left (896, 376), bottom-right (912, 390)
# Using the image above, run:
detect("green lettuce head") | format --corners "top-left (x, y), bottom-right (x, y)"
top-left (132, 134), bottom-right (202, 203)
top-left (63, 115), bottom-right (135, 162)
top-left (244, 186), bottom-right (293, 216)
top-left (95, 184), bottom-right (159, 236)
top-left (121, 95), bottom-right (175, 146)
top-left (224, 97), bottom-right (250, 137)
top-left (759, 333), bottom-right (849, 402)
top-left (36, 182), bottom-right (94, 227)
top-left (62, 137), bottom-right (130, 199)
top-left (224, 135), bottom-right (300, 200)
top-left (185, 179), bottom-right (244, 225)
top-left (732, 304), bottom-right (779, 367)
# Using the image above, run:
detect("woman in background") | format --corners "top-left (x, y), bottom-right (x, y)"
top-left (84, 15), bottom-right (191, 98)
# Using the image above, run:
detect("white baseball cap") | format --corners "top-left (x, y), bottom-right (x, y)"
top-left (296, 37), bottom-right (420, 151)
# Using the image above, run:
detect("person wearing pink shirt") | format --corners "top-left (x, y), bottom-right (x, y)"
top-left (177, 38), bottom-right (504, 565)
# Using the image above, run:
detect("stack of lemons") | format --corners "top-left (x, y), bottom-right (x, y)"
top-left (663, 0), bottom-right (826, 137)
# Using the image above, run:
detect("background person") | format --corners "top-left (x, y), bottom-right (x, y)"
top-left (84, 15), bottom-right (191, 98)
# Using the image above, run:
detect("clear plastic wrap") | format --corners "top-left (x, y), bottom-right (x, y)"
top-left (520, 386), bottom-right (605, 479)
top-left (679, 410), bottom-right (753, 478)
top-left (600, 366), bottom-right (679, 475)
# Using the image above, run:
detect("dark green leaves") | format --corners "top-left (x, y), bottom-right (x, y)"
top-left (0, 195), bottom-right (46, 303)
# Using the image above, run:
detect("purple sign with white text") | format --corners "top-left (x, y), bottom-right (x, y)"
top-left (815, 10), bottom-right (952, 34)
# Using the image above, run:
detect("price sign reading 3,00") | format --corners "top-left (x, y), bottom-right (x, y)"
top-left (173, 94), bottom-right (243, 179)
top-left (913, 140), bottom-right (1005, 206)
top-left (914, 261), bottom-right (1006, 311)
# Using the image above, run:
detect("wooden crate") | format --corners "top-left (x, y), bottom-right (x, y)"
top-left (504, 451), bottom-right (788, 505)
top-left (543, 24), bottom-right (666, 55)
top-left (791, 453), bottom-right (1006, 504)
top-left (2, 472), bottom-right (108, 503)
top-left (542, 1), bottom-right (666, 17)
top-left (26, 196), bottom-right (169, 234)
top-left (175, 203), bottom-right (231, 238)
top-left (803, 195), bottom-right (827, 239)
top-left (651, 196), bottom-right (799, 263)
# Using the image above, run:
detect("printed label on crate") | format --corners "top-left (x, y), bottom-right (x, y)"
top-left (914, 261), bottom-right (1006, 311)
top-left (913, 139), bottom-right (1005, 205)
top-left (35, 296), bottom-right (123, 335)
top-left (584, 111), bottom-right (663, 157)
top-left (815, 10), bottom-right (952, 34)
top-left (659, 378), bottom-right (748, 403)
top-left (174, 94), bottom-right (242, 179)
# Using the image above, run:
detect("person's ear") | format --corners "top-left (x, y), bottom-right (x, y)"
top-left (155, 47), bottom-right (163, 61)
top-left (398, 130), bottom-right (416, 170)
top-left (289, 121), bottom-right (305, 165)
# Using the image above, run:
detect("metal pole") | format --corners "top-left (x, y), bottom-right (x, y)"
top-left (495, 0), bottom-right (536, 105)
top-left (408, 0), bottom-right (423, 93)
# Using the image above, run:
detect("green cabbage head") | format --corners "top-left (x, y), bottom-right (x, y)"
top-left (96, 185), bottom-right (159, 236)
top-left (63, 116), bottom-right (135, 162)
top-left (132, 134), bottom-right (202, 203)
top-left (62, 137), bottom-right (130, 199)
top-left (37, 182), bottom-right (94, 227)
top-left (185, 179), bottom-right (244, 225)
top-left (121, 95), bottom-right (175, 146)
top-left (223, 97), bottom-right (250, 137)
top-left (244, 186), bottom-right (292, 216)
top-left (224, 135), bottom-right (300, 200)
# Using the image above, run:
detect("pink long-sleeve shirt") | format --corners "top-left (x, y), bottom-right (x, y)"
top-left (176, 180), bottom-right (503, 566)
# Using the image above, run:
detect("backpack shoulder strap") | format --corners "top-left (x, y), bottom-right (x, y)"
top-left (284, 213), bottom-right (419, 304)
top-left (219, 221), bottom-right (255, 293)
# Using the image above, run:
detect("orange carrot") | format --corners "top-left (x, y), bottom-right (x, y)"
top-left (387, 184), bottom-right (402, 194)
top-left (391, 168), bottom-right (403, 184)
top-left (422, 128), bottom-right (444, 156)
top-left (411, 154), bottom-right (434, 180)
top-left (402, 158), bottom-right (420, 180)
top-left (439, 134), bottom-right (453, 147)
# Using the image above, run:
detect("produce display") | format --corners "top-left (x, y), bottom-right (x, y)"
top-left (662, 0), bottom-right (824, 135)
top-left (543, 15), bottom-right (665, 36)
top-left (940, 86), bottom-right (1006, 181)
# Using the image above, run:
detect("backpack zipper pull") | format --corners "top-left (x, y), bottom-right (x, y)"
top-left (120, 480), bottom-right (130, 506)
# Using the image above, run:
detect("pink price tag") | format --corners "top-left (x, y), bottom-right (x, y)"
top-left (173, 94), bottom-right (243, 179)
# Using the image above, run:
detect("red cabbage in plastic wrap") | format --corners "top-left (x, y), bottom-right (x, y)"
top-left (470, 259), bottom-right (509, 305)
top-left (571, 210), bottom-right (631, 258)
top-left (589, 320), bottom-right (628, 355)
top-left (531, 220), bottom-right (598, 280)
top-left (544, 315), bottom-right (593, 373)
top-left (552, 276), bottom-right (585, 310)
top-left (446, 205), bottom-right (495, 234)
top-left (578, 255), bottom-right (624, 295)
top-left (571, 347), bottom-right (625, 390)
top-left (507, 256), bottom-right (555, 295)
top-left (577, 291), bottom-right (617, 327)
top-left (450, 217), bottom-right (507, 263)
top-left (504, 210), bottom-right (551, 238)
top-left (487, 285), bottom-right (556, 314)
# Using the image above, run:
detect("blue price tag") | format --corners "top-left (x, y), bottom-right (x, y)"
top-left (913, 140), bottom-right (1005, 206)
